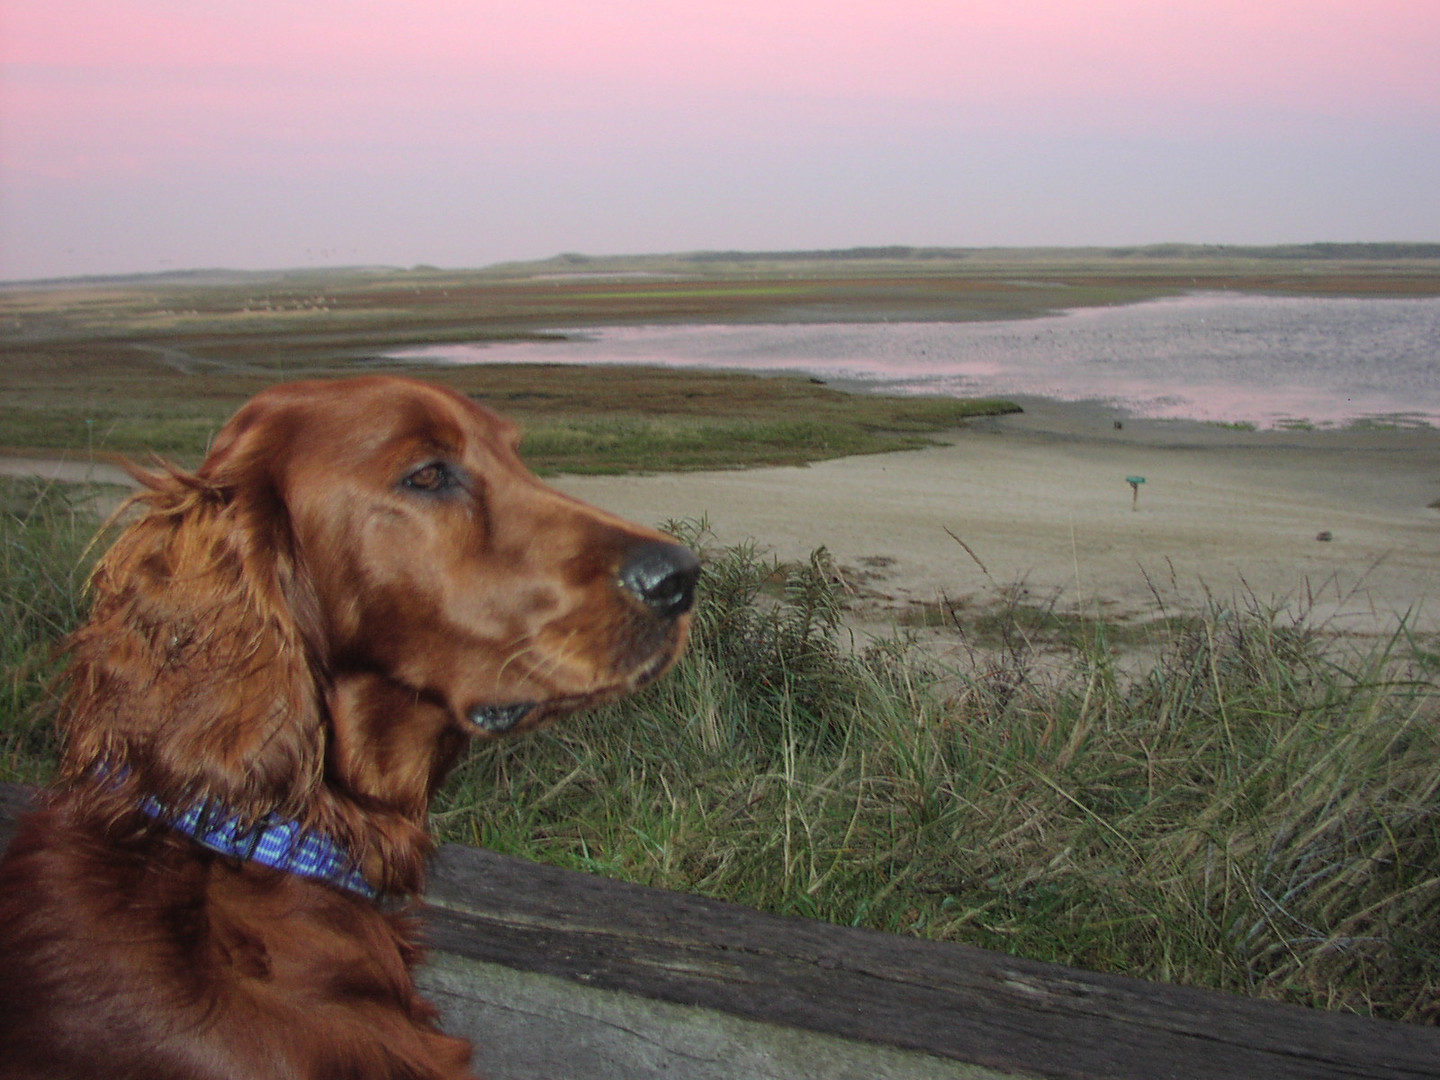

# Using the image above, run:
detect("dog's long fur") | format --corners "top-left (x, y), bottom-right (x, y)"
top-left (0, 376), bottom-right (697, 1079)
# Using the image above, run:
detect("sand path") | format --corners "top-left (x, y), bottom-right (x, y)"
top-left (553, 399), bottom-right (1440, 638)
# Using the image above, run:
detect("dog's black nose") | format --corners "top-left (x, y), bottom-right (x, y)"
top-left (619, 541), bottom-right (700, 618)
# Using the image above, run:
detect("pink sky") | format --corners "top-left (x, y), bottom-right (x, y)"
top-left (3, 0), bottom-right (1438, 279)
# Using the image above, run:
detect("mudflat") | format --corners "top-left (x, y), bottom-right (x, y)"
top-left (555, 398), bottom-right (1440, 640)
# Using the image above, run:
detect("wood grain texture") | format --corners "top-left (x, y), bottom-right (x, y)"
top-left (421, 842), bottom-right (1438, 1080)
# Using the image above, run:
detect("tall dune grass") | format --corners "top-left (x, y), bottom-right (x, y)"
top-left (439, 521), bottom-right (1440, 1023)
top-left (0, 478), bottom-right (100, 783)
top-left (3, 490), bottom-right (1436, 1022)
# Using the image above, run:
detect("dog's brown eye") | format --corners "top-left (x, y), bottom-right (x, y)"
top-left (403, 462), bottom-right (456, 493)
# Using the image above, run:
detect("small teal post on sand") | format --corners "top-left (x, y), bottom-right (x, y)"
top-left (1126, 476), bottom-right (1146, 511)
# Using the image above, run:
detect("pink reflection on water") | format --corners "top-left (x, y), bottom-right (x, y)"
top-left (390, 295), bottom-right (1440, 430)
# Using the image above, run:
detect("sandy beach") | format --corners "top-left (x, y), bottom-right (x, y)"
top-left (553, 398), bottom-right (1440, 641)
top-left (5, 398), bottom-right (1437, 641)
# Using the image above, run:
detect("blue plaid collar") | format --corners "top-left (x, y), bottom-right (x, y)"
top-left (138, 794), bottom-right (376, 899)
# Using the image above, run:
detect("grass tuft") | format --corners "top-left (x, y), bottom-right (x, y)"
top-left (0, 477), bottom-right (107, 784)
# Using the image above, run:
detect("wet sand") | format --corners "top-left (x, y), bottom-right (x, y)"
top-left (554, 398), bottom-right (1440, 639)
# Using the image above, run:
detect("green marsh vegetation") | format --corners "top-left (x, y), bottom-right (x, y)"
top-left (3, 488), bottom-right (1437, 1024)
top-left (0, 357), bottom-right (1020, 474)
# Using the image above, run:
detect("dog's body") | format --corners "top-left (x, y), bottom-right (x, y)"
top-left (0, 376), bottom-right (698, 1079)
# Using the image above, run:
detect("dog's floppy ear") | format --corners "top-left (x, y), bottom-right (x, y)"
top-left (59, 416), bottom-right (328, 829)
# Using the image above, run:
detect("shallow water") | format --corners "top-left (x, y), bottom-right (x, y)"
top-left (392, 292), bottom-right (1440, 429)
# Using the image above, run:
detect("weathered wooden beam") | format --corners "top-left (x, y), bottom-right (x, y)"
top-left (4, 782), bottom-right (1436, 1079)
top-left (422, 841), bottom-right (1439, 1080)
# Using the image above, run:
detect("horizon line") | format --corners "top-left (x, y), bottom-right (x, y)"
top-left (7, 240), bottom-right (1440, 289)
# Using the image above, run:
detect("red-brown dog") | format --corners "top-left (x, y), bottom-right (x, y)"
top-left (0, 376), bottom-right (698, 1079)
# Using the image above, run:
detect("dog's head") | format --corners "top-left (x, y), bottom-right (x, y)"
top-left (208, 375), bottom-right (697, 736)
top-left (59, 376), bottom-right (697, 879)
